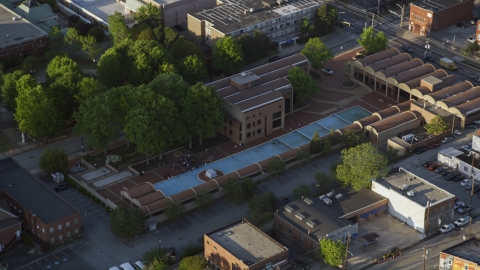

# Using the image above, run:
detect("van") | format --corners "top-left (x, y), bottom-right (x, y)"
top-left (119, 263), bottom-right (135, 270)
top-left (399, 184), bottom-right (409, 191)
top-left (402, 134), bottom-right (417, 142)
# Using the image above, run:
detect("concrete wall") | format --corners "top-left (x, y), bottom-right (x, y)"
top-left (453, 156), bottom-right (480, 182)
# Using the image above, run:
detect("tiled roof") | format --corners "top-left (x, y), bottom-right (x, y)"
top-left (170, 189), bottom-right (196, 202)
top-left (224, 78), bottom-right (290, 105)
top-left (338, 123), bottom-right (362, 133)
top-left (192, 180), bottom-right (219, 194)
top-left (354, 115), bottom-right (381, 128)
top-left (358, 48), bottom-right (401, 66)
top-left (403, 69), bottom-right (448, 89)
top-left (258, 159), bottom-right (270, 170)
top-left (391, 64), bottom-right (436, 83)
top-left (393, 100), bottom-right (414, 112)
top-left (369, 53), bottom-right (411, 72)
top-left (125, 182), bottom-right (155, 199)
top-left (440, 75), bottom-right (461, 86)
top-left (381, 59), bottom-right (423, 78)
top-left (373, 107), bottom-right (400, 119)
top-left (425, 81), bottom-right (473, 102)
top-left (235, 164), bottom-right (262, 178)
top-left (438, 87), bottom-right (480, 108)
top-left (369, 111), bottom-right (422, 133)
top-left (136, 191), bottom-right (165, 206)
top-left (144, 197), bottom-right (173, 214)
top-left (453, 96), bottom-right (480, 115)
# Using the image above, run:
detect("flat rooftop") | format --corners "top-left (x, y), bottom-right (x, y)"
top-left (206, 219), bottom-right (286, 264)
top-left (376, 168), bottom-right (454, 206)
top-left (0, 3), bottom-right (47, 48)
top-left (456, 153), bottom-right (480, 172)
top-left (411, 0), bottom-right (469, 11)
top-left (62, 0), bottom-right (127, 24)
top-left (413, 100), bottom-right (452, 118)
top-left (190, 0), bottom-right (322, 34)
top-left (442, 237), bottom-right (480, 265)
top-left (0, 158), bottom-right (78, 223)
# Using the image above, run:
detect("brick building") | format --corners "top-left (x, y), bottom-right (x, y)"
top-left (372, 168), bottom-right (456, 235)
top-left (0, 157), bottom-right (82, 245)
top-left (408, 0), bottom-right (474, 36)
top-left (274, 189), bottom-right (387, 252)
top-left (439, 237), bottom-right (480, 270)
top-left (207, 53), bottom-right (308, 145)
top-left (187, 0), bottom-right (321, 48)
top-left (0, 3), bottom-right (49, 61)
top-left (204, 219), bottom-right (289, 270)
top-left (0, 198), bottom-right (21, 252)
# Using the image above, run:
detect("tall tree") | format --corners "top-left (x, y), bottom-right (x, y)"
top-left (248, 191), bottom-right (277, 216)
top-left (336, 143), bottom-right (388, 190)
top-left (181, 83), bottom-right (224, 148)
top-left (357, 27), bottom-right (388, 55)
top-left (319, 238), bottom-right (346, 267)
top-left (76, 77), bottom-right (107, 101)
top-left (292, 182), bottom-right (310, 199)
top-left (81, 35), bottom-right (102, 60)
top-left (341, 129), bottom-right (361, 146)
top-left (21, 56), bottom-right (39, 74)
top-left (134, 3), bottom-right (162, 26)
top-left (296, 149), bottom-right (310, 165)
top-left (266, 156), bottom-right (286, 176)
top-left (238, 34), bottom-right (257, 63)
top-left (309, 130), bottom-right (323, 154)
top-left (164, 199), bottom-right (186, 220)
top-left (224, 178), bottom-right (257, 203)
top-left (169, 37), bottom-right (205, 60)
top-left (110, 205), bottom-right (145, 238)
top-left (301, 17), bottom-right (314, 42)
top-left (315, 5), bottom-right (338, 35)
top-left (163, 27), bottom-right (178, 48)
top-left (213, 36), bottom-right (244, 75)
top-left (48, 26), bottom-right (64, 50)
top-left (1, 70), bottom-right (24, 111)
top-left (108, 11), bottom-right (130, 45)
top-left (288, 66), bottom-right (318, 106)
top-left (253, 29), bottom-right (271, 58)
top-left (39, 148), bottom-right (68, 175)
top-left (64, 28), bottom-right (83, 58)
top-left (424, 115), bottom-right (449, 135)
top-left (180, 55), bottom-right (208, 85)
top-left (302, 37), bottom-right (334, 75)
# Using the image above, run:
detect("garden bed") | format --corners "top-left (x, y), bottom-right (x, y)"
top-left (85, 144), bottom-right (137, 168)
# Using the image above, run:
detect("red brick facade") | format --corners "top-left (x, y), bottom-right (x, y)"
top-left (0, 221), bottom-right (21, 250)
top-left (0, 36), bottom-right (49, 61)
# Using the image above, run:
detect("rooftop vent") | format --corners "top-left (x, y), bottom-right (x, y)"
top-left (295, 213), bottom-right (306, 220)
top-left (285, 205), bottom-right (294, 213)
top-left (241, 72), bottom-right (247, 76)
top-left (304, 198), bottom-right (314, 205)
top-left (306, 220), bottom-right (317, 228)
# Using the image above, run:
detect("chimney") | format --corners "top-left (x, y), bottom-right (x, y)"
top-left (308, 230), bottom-right (311, 235)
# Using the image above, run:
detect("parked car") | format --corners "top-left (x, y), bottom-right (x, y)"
top-left (401, 45), bottom-right (414, 53)
top-left (462, 145), bottom-right (472, 151)
top-left (321, 68), bottom-right (333, 75)
top-left (54, 184), bottom-right (69, 192)
top-left (454, 216), bottom-right (471, 227)
top-left (454, 201), bottom-right (465, 210)
top-left (454, 130), bottom-right (462, 135)
top-left (415, 147), bottom-right (428, 154)
top-left (423, 161), bottom-right (435, 167)
top-left (428, 143), bottom-right (440, 149)
top-left (442, 137), bottom-right (454, 143)
top-left (441, 169), bottom-right (453, 176)
top-left (424, 55), bottom-right (434, 62)
top-left (435, 166), bottom-right (447, 173)
top-left (468, 37), bottom-right (476, 44)
top-left (388, 167), bottom-right (400, 175)
top-left (439, 223), bottom-right (455, 233)
top-left (428, 163), bottom-right (441, 171)
top-left (456, 22), bottom-right (467, 28)
top-left (453, 175), bottom-right (464, 182)
top-left (268, 55), bottom-right (281, 63)
top-left (340, 19), bottom-right (351, 26)
top-left (133, 261), bottom-right (145, 270)
top-left (444, 173), bottom-right (456, 181)
top-left (465, 125), bottom-right (478, 129)
top-left (465, 183), bottom-right (472, 190)
top-left (461, 179), bottom-right (471, 187)
top-left (474, 185), bottom-right (480, 194)
top-left (474, 120), bottom-right (480, 124)
top-left (457, 205), bottom-right (471, 214)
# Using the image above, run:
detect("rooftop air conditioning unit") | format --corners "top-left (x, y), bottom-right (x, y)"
top-left (241, 72), bottom-right (247, 76)
top-left (285, 205), bottom-right (294, 213)
top-left (304, 198), bottom-right (314, 205)
top-left (295, 213), bottom-right (306, 220)
top-left (306, 220), bottom-right (316, 228)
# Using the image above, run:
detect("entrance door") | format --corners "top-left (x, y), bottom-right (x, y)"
top-left (285, 98), bottom-right (291, 114)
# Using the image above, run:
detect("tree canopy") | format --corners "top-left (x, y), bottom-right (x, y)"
top-left (302, 37), bottom-right (334, 74)
top-left (1, 70), bottom-right (24, 111)
top-left (224, 178), bottom-right (257, 203)
top-left (180, 55), bottom-right (208, 85)
top-left (341, 129), bottom-right (361, 146)
top-left (319, 238), bottom-right (346, 268)
top-left (110, 205), bottom-right (145, 238)
top-left (178, 256), bottom-right (208, 270)
top-left (213, 36), bottom-right (244, 75)
top-left (266, 156), bottom-right (286, 176)
top-left (164, 199), bottom-right (186, 220)
top-left (301, 17), bottom-right (314, 41)
top-left (424, 115), bottom-right (449, 135)
top-left (315, 5), bottom-right (338, 35)
top-left (292, 182), bottom-right (310, 199)
top-left (357, 27), bottom-right (388, 55)
top-left (336, 143), bottom-right (388, 190)
top-left (309, 130), bottom-right (323, 154)
top-left (39, 148), bottom-right (68, 175)
top-left (169, 37), bottom-right (205, 61)
top-left (134, 3), bottom-right (162, 26)
top-left (108, 11), bottom-right (130, 45)
top-left (288, 66), bottom-right (318, 106)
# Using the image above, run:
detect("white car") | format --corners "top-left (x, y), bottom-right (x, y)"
top-left (460, 179), bottom-right (471, 187)
top-left (454, 216), bottom-right (471, 227)
top-left (468, 37), bottom-right (476, 44)
top-left (454, 201), bottom-right (465, 210)
top-left (454, 130), bottom-right (462, 135)
top-left (321, 68), bottom-right (333, 75)
top-left (439, 223), bottom-right (455, 233)
top-left (474, 120), bottom-right (480, 124)
top-left (442, 137), bottom-right (453, 143)
top-left (462, 145), bottom-right (472, 151)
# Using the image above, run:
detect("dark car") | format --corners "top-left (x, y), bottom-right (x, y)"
top-left (441, 169), bottom-right (453, 176)
top-left (435, 166), bottom-right (447, 173)
top-left (268, 55), bottom-right (281, 63)
top-left (423, 161), bottom-right (435, 167)
top-left (428, 143), bottom-right (440, 149)
top-left (465, 125), bottom-right (478, 129)
top-left (401, 45), bottom-right (414, 53)
top-left (388, 167), bottom-right (400, 175)
top-left (444, 174), bottom-right (456, 181)
top-left (174, 24), bottom-right (184, 31)
top-left (456, 22), bottom-right (467, 29)
top-left (474, 185), bottom-right (480, 194)
top-left (415, 147), bottom-right (428, 154)
top-left (428, 163), bottom-right (441, 171)
top-left (453, 175), bottom-right (464, 182)
top-left (54, 184), bottom-right (69, 192)
top-left (424, 55), bottom-right (434, 62)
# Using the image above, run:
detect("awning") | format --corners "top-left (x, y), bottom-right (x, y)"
top-left (378, 205), bottom-right (387, 212)
top-left (369, 209), bottom-right (379, 215)
top-left (359, 213), bottom-right (370, 219)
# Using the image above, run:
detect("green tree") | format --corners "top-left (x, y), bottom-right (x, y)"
top-left (81, 35), bottom-right (102, 60)
top-left (302, 37), bottom-right (334, 75)
top-left (39, 148), bottom-right (68, 175)
top-left (164, 199), bottom-right (186, 220)
top-left (181, 55), bottom-right (208, 85)
top-left (238, 34), bottom-right (257, 63)
top-left (169, 37), bottom-right (205, 60)
top-left (194, 191), bottom-right (214, 208)
top-left (341, 129), bottom-right (361, 146)
top-left (163, 27), bottom-right (179, 48)
top-left (87, 27), bottom-right (105, 42)
top-left (292, 182), bottom-right (310, 199)
top-left (48, 26), bottom-right (64, 50)
top-left (108, 11), bottom-right (130, 45)
top-left (137, 28), bottom-right (156, 41)
top-left (336, 143), bottom-right (388, 190)
top-left (357, 27), bottom-right (388, 55)
top-left (181, 83), bottom-right (224, 147)
top-left (64, 28), bottom-right (83, 58)
top-left (314, 172), bottom-right (330, 188)
top-left (253, 29), bottom-right (271, 58)
top-left (322, 138), bottom-right (332, 152)
top-left (224, 178), bottom-right (257, 203)
top-left (144, 259), bottom-right (168, 270)
top-left (319, 238), bottom-right (346, 267)
top-left (288, 66), bottom-right (318, 106)
top-left (178, 256), bottom-right (208, 270)
top-left (76, 77), bottom-right (107, 101)
top-left (134, 3), bottom-right (162, 26)
top-left (296, 149), bottom-right (310, 165)
top-left (149, 73), bottom-right (190, 106)
top-left (248, 191), bottom-right (277, 215)
top-left (315, 5), bottom-right (338, 35)
top-left (266, 156), bottom-right (286, 176)
top-left (1, 70), bottom-right (24, 111)
top-left (301, 17), bottom-right (314, 42)
top-left (309, 130), bottom-right (323, 154)
top-left (424, 115), bottom-right (449, 135)
top-left (213, 36), bottom-right (244, 75)
top-left (110, 205), bottom-right (145, 238)
top-left (142, 247), bottom-right (169, 265)
top-left (74, 92), bottom-right (120, 155)
top-left (21, 56), bottom-right (39, 74)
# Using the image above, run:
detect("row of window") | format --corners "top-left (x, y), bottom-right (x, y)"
top-left (50, 229), bottom-right (78, 243)
top-left (246, 129), bottom-right (262, 138)
top-left (38, 218), bottom-right (79, 234)
top-left (411, 13), bottom-right (425, 22)
top-left (246, 119), bottom-right (261, 129)
top-left (230, 15), bottom-right (314, 37)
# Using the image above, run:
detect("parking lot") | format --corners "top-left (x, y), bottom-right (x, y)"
top-left (16, 245), bottom-right (95, 270)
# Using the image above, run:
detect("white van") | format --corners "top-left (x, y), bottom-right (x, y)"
top-left (133, 261), bottom-right (145, 270)
top-left (402, 134), bottom-right (417, 143)
top-left (119, 263), bottom-right (135, 270)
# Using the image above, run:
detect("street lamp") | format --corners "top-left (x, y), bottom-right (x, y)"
top-left (93, 59), bottom-right (97, 68)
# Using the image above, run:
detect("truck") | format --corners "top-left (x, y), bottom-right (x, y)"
top-left (439, 57), bottom-right (458, 70)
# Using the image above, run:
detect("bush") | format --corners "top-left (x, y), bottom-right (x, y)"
top-left (88, 27), bottom-right (105, 42)
top-left (22, 233), bottom-right (34, 248)
top-left (180, 245), bottom-right (204, 259)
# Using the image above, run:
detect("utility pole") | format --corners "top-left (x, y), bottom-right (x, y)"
top-left (469, 153), bottom-right (476, 238)
top-left (423, 245), bottom-right (428, 270)
top-left (399, 4), bottom-right (405, 27)
top-left (371, 14), bottom-right (374, 28)
top-left (425, 197), bottom-right (432, 236)
top-left (344, 233), bottom-right (351, 270)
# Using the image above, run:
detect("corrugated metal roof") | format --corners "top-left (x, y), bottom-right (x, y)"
top-left (214, 172), bottom-right (240, 186)
top-left (369, 111), bottom-right (422, 133)
top-left (403, 69), bottom-right (448, 89)
top-left (358, 48), bottom-right (401, 66)
top-left (369, 53), bottom-right (411, 72)
top-left (339, 123), bottom-right (362, 133)
top-left (440, 75), bottom-right (461, 86)
top-left (224, 78), bottom-right (290, 105)
top-left (381, 59), bottom-right (423, 78)
top-left (278, 148), bottom-right (298, 161)
top-left (439, 87), bottom-right (480, 107)
top-left (453, 96), bottom-right (480, 115)
top-left (236, 91), bottom-right (283, 112)
top-left (425, 81), bottom-right (473, 102)
top-left (170, 189), bottom-right (196, 202)
top-left (391, 64), bottom-right (436, 83)
top-left (354, 115), bottom-right (381, 128)
top-left (144, 197), bottom-right (173, 214)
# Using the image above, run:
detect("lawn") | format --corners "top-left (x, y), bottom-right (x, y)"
top-left (0, 134), bottom-right (17, 153)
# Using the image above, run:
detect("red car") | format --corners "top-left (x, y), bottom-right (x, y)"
top-left (428, 143), bottom-right (440, 149)
top-left (428, 163), bottom-right (441, 171)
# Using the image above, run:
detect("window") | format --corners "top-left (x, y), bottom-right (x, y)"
top-left (253, 122), bottom-right (255, 127)
top-left (273, 111), bottom-right (282, 119)
top-left (229, 130), bottom-right (232, 135)
top-left (257, 119), bottom-right (261, 125)
top-left (67, 231), bottom-right (71, 237)
top-left (229, 120), bottom-right (232, 126)
top-left (239, 133), bottom-right (242, 141)
top-left (247, 117), bottom-right (249, 120)
top-left (247, 132), bottom-right (251, 138)
top-left (257, 129), bottom-right (261, 134)
top-left (42, 228), bottom-right (45, 233)
top-left (247, 123), bottom-right (251, 129)
top-left (253, 114), bottom-right (255, 117)
top-left (75, 228), bottom-right (79, 234)
top-left (23, 50), bottom-right (32, 58)
top-left (59, 235), bottom-right (63, 241)
top-left (464, 166), bottom-right (468, 172)
top-left (36, 223), bottom-right (39, 229)
top-left (253, 131), bottom-right (255, 136)
top-left (223, 126), bottom-right (227, 131)
top-left (50, 227), bottom-right (54, 233)
top-left (74, 218), bottom-right (78, 224)
top-left (51, 238), bottom-right (54, 243)
top-left (58, 224), bottom-right (62, 230)
top-left (259, 112), bottom-right (262, 115)
top-left (207, 240), bottom-right (210, 244)
top-left (240, 29), bottom-right (244, 34)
